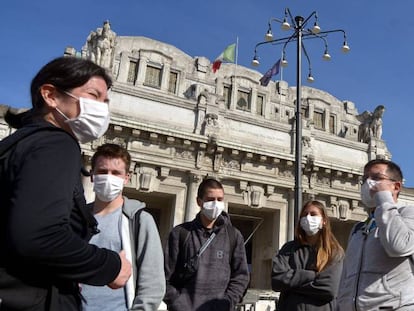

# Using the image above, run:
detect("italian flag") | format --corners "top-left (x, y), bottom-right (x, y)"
top-left (212, 43), bottom-right (236, 73)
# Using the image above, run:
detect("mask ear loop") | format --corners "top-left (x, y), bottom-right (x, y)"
top-left (55, 106), bottom-right (70, 121)
top-left (54, 90), bottom-right (79, 121)
top-left (62, 90), bottom-right (79, 101)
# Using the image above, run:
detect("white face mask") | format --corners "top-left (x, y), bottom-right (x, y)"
top-left (56, 92), bottom-right (110, 143)
top-left (93, 174), bottom-right (124, 202)
top-left (361, 178), bottom-right (379, 209)
top-left (201, 200), bottom-right (225, 220)
top-left (300, 215), bottom-right (323, 236)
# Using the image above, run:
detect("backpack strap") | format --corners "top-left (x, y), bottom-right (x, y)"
top-left (352, 221), bottom-right (365, 235)
top-left (178, 223), bottom-right (192, 261)
top-left (226, 225), bottom-right (237, 264)
top-left (177, 221), bottom-right (237, 264)
top-left (133, 208), bottom-right (146, 252)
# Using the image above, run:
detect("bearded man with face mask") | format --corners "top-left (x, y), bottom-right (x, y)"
top-left (81, 143), bottom-right (165, 311)
top-left (337, 159), bottom-right (414, 311)
top-left (164, 178), bottom-right (250, 311)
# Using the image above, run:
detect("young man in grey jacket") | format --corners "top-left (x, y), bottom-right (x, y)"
top-left (337, 159), bottom-right (414, 311)
top-left (81, 143), bottom-right (165, 311)
top-left (164, 178), bottom-right (250, 311)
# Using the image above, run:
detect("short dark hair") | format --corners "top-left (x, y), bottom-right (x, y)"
top-left (364, 159), bottom-right (403, 181)
top-left (197, 177), bottom-right (223, 199)
top-left (91, 143), bottom-right (131, 173)
top-left (6, 56), bottom-right (112, 128)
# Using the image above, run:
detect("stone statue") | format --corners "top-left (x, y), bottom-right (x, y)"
top-left (82, 20), bottom-right (116, 68)
top-left (370, 105), bottom-right (385, 139)
top-left (356, 105), bottom-right (385, 142)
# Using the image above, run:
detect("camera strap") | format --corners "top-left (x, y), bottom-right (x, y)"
top-left (197, 232), bottom-right (216, 257)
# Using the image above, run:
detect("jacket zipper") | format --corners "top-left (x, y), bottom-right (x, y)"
top-left (353, 220), bottom-right (372, 311)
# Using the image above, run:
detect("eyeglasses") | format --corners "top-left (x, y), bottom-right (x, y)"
top-left (361, 173), bottom-right (397, 184)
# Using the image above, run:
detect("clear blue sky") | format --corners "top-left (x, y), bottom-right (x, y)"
top-left (2, 0), bottom-right (414, 186)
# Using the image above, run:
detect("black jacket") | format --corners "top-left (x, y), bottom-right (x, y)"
top-left (271, 240), bottom-right (343, 311)
top-left (164, 212), bottom-right (250, 311)
top-left (0, 122), bottom-right (120, 311)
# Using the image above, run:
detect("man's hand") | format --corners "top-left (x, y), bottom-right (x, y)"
top-left (370, 179), bottom-right (394, 194)
top-left (108, 250), bottom-right (132, 289)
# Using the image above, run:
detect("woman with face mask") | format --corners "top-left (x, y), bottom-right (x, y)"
top-left (271, 201), bottom-right (344, 311)
top-left (0, 57), bottom-right (131, 311)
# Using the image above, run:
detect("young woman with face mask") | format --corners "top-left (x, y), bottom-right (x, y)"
top-left (0, 57), bottom-right (131, 310)
top-left (271, 201), bottom-right (344, 311)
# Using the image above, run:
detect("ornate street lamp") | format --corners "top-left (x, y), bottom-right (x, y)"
top-left (252, 8), bottom-right (350, 237)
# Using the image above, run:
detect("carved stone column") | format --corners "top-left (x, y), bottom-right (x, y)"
top-left (287, 190), bottom-right (295, 241)
top-left (185, 173), bottom-right (202, 221)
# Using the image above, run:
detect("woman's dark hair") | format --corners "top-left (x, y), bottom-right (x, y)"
top-left (6, 56), bottom-right (112, 128)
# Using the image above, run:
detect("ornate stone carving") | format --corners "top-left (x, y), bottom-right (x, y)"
top-left (82, 20), bottom-right (116, 68)
top-left (241, 184), bottom-right (265, 208)
top-left (225, 159), bottom-right (240, 170)
top-left (332, 199), bottom-right (350, 220)
top-left (356, 105), bottom-right (385, 143)
top-left (213, 147), bottom-right (224, 172)
top-left (139, 172), bottom-right (152, 191)
top-left (176, 149), bottom-right (194, 160)
top-left (134, 166), bottom-right (160, 192)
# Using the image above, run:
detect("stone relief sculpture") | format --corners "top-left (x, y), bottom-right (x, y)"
top-left (82, 20), bottom-right (116, 68)
top-left (241, 185), bottom-right (264, 208)
top-left (197, 90), bottom-right (221, 140)
top-left (356, 105), bottom-right (385, 143)
top-left (370, 105), bottom-right (385, 139)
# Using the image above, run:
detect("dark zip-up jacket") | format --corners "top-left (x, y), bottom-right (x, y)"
top-left (272, 240), bottom-right (343, 311)
top-left (164, 212), bottom-right (249, 311)
top-left (0, 121), bottom-right (120, 310)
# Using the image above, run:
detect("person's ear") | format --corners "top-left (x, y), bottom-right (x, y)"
top-left (40, 84), bottom-right (60, 109)
top-left (394, 180), bottom-right (402, 194)
top-left (197, 197), bottom-right (203, 208)
top-left (124, 173), bottom-right (130, 185)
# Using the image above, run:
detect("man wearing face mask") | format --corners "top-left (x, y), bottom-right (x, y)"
top-left (337, 159), bottom-right (414, 311)
top-left (81, 143), bottom-right (165, 311)
top-left (164, 178), bottom-right (250, 311)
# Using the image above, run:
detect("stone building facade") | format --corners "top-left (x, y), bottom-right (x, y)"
top-left (2, 21), bottom-right (414, 308)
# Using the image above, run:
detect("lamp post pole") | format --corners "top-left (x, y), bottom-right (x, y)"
top-left (252, 9), bottom-right (349, 236)
top-left (294, 16), bottom-right (304, 227)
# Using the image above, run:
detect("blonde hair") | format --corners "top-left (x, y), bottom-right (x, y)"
top-left (295, 200), bottom-right (344, 272)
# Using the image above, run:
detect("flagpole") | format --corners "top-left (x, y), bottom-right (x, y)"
top-left (234, 37), bottom-right (239, 84)
top-left (280, 50), bottom-right (284, 81)
top-left (233, 37), bottom-right (238, 110)
top-left (235, 36), bottom-right (239, 66)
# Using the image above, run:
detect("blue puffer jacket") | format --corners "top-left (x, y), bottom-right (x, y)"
top-left (337, 191), bottom-right (414, 311)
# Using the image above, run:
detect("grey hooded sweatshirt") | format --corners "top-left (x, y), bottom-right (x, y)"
top-left (337, 191), bottom-right (414, 311)
top-left (83, 197), bottom-right (165, 311)
top-left (164, 212), bottom-right (249, 311)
